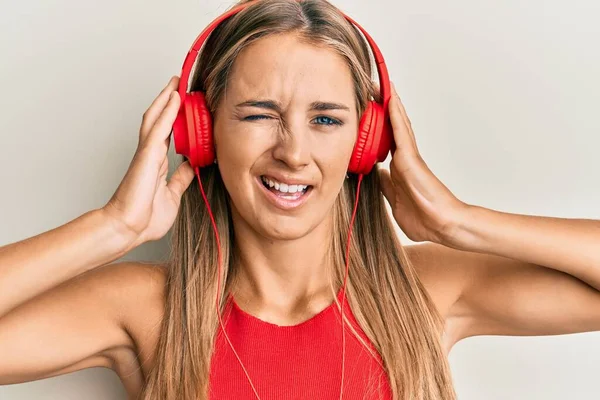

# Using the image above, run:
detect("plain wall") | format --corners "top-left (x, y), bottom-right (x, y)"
top-left (0, 0), bottom-right (599, 398)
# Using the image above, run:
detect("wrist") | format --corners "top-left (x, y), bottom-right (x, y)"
top-left (95, 207), bottom-right (143, 255)
top-left (439, 202), bottom-right (483, 251)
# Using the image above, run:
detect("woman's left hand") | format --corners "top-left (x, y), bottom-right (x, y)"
top-left (377, 82), bottom-right (467, 244)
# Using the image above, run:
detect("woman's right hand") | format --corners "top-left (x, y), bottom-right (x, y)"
top-left (102, 75), bottom-right (195, 246)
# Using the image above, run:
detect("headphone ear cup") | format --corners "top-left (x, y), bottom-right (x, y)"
top-left (349, 102), bottom-right (373, 174)
top-left (187, 91), bottom-right (215, 168)
top-left (173, 94), bottom-right (192, 164)
top-left (375, 106), bottom-right (394, 163)
top-left (349, 100), bottom-right (393, 175)
top-left (349, 101), bottom-right (377, 174)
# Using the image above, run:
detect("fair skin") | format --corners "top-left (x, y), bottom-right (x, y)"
top-left (1, 32), bottom-right (599, 399)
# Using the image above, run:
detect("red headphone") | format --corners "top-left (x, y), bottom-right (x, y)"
top-left (172, 1), bottom-right (395, 175)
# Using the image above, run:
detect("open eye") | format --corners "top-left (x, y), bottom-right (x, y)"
top-left (312, 116), bottom-right (343, 126)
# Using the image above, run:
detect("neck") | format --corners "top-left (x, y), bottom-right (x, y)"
top-left (229, 209), bottom-right (336, 312)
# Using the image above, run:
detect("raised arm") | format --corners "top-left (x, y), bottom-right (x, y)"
top-left (443, 206), bottom-right (600, 340)
top-left (378, 81), bottom-right (600, 344)
top-left (0, 260), bottom-right (166, 388)
top-left (0, 75), bottom-right (194, 386)
top-left (0, 208), bottom-right (134, 320)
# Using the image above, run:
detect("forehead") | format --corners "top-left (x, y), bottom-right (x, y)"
top-left (225, 33), bottom-right (355, 107)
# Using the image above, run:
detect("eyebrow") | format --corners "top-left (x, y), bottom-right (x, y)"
top-left (234, 99), bottom-right (350, 112)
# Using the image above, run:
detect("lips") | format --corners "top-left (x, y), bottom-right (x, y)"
top-left (255, 175), bottom-right (313, 211)
top-left (260, 175), bottom-right (310, 195)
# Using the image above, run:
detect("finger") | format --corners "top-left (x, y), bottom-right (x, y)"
top-left (164, 127), bottom-right (173, 152)
top-left (388, 83), bottom-right (416, 154)
top-left (393, 83), bottom-right (417, 145)
top-left (158, 155), bottom-right (168, 179)
top-left (146, 90), bottom-right (180, 148)
top-left (167, 160), bottom-right (196, 200)
top-left (377, 165), bottom-right (396, 206)
top-left (139, 75), bottom-right (180, 144)
top-left (390, 82), bottom-right (418, 152)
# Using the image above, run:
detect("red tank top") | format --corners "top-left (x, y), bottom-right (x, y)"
top-left (208, 287), bottom-right (393, 399)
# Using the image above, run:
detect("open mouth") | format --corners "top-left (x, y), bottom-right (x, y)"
top-left (259, 175), bottom-right (313, 202)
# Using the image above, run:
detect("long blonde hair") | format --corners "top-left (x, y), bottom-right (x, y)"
top-left (140, 0), bottom-right (457, 398)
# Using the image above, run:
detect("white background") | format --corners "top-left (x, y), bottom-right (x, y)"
top-left (0, 0), bottom-right (599, 399)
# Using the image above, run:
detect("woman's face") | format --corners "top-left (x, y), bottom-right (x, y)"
top-left (213, 32), bottom-right (359, 240)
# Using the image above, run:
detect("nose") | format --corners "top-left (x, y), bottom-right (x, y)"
top-left (272, 123), bottom-right (311, 169)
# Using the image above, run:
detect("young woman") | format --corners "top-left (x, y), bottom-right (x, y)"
top-left (1, 0), bottom-right (599, 399)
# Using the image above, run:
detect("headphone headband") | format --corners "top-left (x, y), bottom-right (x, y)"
top-left (176, 0), bottom-right (391, 115)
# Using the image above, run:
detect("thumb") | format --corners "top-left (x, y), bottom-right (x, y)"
top-left (167, 160), bottom-right (196, 199)
top-left (377, 165), bottom-right (396, 206)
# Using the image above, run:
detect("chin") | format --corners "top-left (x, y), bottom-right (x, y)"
top-left (257, 215), bottom-right (316, 241)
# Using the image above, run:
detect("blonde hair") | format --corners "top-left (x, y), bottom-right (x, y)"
top-left (140, 0), bottom-right (457, 398)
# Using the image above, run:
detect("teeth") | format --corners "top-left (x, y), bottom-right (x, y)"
top-left (261, 176), bottom-right (308, 193)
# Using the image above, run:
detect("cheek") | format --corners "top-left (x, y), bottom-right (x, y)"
top-left (213, 126), bottom-right (272, 202)
top-left (316, 129), bottom-right (357, 173)
top-left (214, 122), bottom-right (270, 168)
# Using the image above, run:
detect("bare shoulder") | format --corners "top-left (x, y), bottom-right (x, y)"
top-left (0, 260), bottom-right (167, 396)
top-left (99, 261), bottom-right (168, 380)
top-left (404, 242), bottom-right (469, 317)
top-left (403, 242), bottom-right (474, 351)
top-left (73, 261), bottom-right (168, 393)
